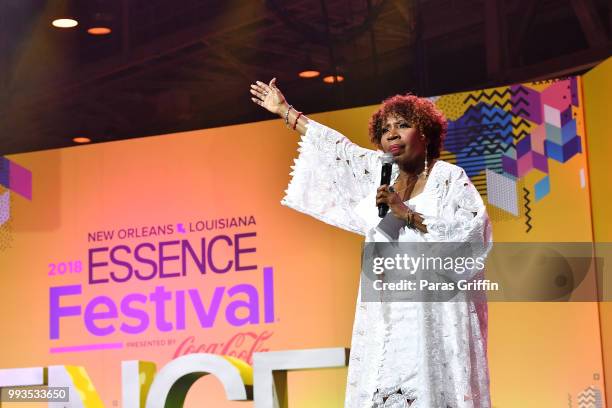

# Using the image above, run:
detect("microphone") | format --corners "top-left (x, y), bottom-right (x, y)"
top-left (378, 152), bottom-right (394, 218)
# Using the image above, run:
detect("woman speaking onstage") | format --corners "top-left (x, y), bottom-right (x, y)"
top-left (250, 79), bottom-right (493, 408)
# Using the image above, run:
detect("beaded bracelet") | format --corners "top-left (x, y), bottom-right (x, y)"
top-left (292, 111), bottom-right (303, 130)
top-left (284, 105), bottom-right (293, 125)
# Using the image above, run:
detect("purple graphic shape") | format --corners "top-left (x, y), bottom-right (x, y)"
top-left (544, 140), bottom-right (562, 162)
top-left (511, 85), bottom-right (542, 124)
top-left (561, 105), bottom-right (573, 126)
top-left (561, 120), bottom-right (577, 144)
top-left (8, 160), bottom-right (32, 200)
top-left (49, 342), bottom-right (123, 353)
top-left (570, 77), bottom-right (579, 106)
top-left (563, 135), bottom-right (582, 160)
top-left (544, 136), bottom-right (582, 163)
top-left (0, 191), bottom-right (9, 226)
top-left (516, 134), bottom-right (531, 157)
top-left (0, 157), bottom-right (9, 189)
top-left (507, 151), bottom-right (549, 177)
top-left (516, 152), bottom-right (533, 177)
top-left (502, 155), bottom-right (518, 177)
top-left (177, 223), bottom-right (186, 233)
top-left (532, 152), bottom-right (548, 173)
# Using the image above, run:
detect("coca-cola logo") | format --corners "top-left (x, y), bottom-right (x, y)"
top-left (173, 331), bottom-right (273, 364)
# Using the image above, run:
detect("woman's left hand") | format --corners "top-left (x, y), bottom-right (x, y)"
top-left (376, 185), bottom-right (409, 219)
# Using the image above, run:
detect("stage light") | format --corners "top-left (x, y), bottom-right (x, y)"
top-left (87, 27), bottom-right (111, 35)
top-left (323, 75), bottom-right (344, 84)
top-left (88, 11), bottom-right (114, 36)
top-left (73, 137), bottom-right (91, 144)
top-left (52, 18), bottom-right (78, 28)
top-left (298, 70), bottom-right (320, 78)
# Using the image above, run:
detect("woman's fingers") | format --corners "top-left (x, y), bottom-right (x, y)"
top-left (251, 79), bottom-right (284, 114)
top-left (251, 83), bottom-right (268, 96)
top-left (256, 81), bottom-right (270, 92)
top-left (376, 187), bottom-right (388, 206)
top-left (376, 185), bottom-right (403, 206)
top-left (250, 88), bottom-right (266, 99)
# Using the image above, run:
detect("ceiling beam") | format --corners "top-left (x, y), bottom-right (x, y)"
top-left (503, 42), bottom-right (612, 83)
top-left (508, 0), bottom-right (540, 64)
top-left (2, 0), bottom-right (268, 114)
top-left (485, 0), bottom-right (505, 79)
top-left (568, 0), bottom-right (608, 48)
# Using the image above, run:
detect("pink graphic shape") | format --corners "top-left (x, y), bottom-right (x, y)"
top-left (49, 342), bottom-right (123, 353)
top-left (531, 124), bottom-right (546, 155)
top-left (516, 152), bottom-right (533, 177)
top-left (8, 161), bottom-right (32, 200)
top-left (541, 80), bottom-right (572, 111)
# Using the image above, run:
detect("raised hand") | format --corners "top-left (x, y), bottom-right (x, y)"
top-left (250, 78), bottom-right (288, 115)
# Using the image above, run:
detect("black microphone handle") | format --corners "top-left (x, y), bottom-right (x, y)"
top-left (378, 162), bottom-right (392, 218)
top-left (378, 203), bottom-right (389, 218)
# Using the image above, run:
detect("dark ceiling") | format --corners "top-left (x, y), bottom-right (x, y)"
top-left (1, 0), bottom-right (611, 155)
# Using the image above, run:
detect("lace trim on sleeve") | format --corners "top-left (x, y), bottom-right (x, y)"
top-left (420, 165), bottom-right (493, 281)
top-left (281, 120), bottom-right (380, 235)
top-left (421, 167), bottom-right (492, 242)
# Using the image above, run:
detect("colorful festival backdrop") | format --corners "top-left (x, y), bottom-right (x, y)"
top-left (0, 69), bottom-right (608, 407)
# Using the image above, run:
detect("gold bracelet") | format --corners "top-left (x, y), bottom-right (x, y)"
top-left (404, 208), bottom-right (415, 228)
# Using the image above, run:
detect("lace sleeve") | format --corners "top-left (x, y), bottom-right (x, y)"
top-left (420, 166), bottom-right (493, 282)
top-left (280, 120), bottom-right (380, 235)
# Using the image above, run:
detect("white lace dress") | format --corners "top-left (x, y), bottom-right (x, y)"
top-left (281, 120), bottom-right (493, 408)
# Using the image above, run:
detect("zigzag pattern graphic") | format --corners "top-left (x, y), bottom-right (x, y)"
top-left (466, 104), bottom-right (515, 142)
top-left (577, 386), bottom-right (603, 408)
top-left (445, 99), bottom-right (517, 198)
top-left (442, 79), bottom-right (582, 220)
top-left (459, 92), bottom-right (535, 145)
top-left (512, 116), bottom-right (533, 141)
top-left (466, 107), bottom-right (513, 126)
top-left (463, 134), bottom-right (511, 157)
top-left (447, 104), bottom-right (515, 158)
top-left (510, 85), bottom-right (529, 97)
top-left (462, 86), bottom-right (529, 105)
top-left (463, 88), bottom-right (512, 106)
top-left (523, 187), bottom-right (532, 233)
top-left (510, 85), bottom-right (533, 119)
top-left (512, 98), bottom-right (531, 116)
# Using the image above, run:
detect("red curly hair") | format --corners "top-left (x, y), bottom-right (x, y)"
top-left (368, 94), bottom-right (447, 159)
